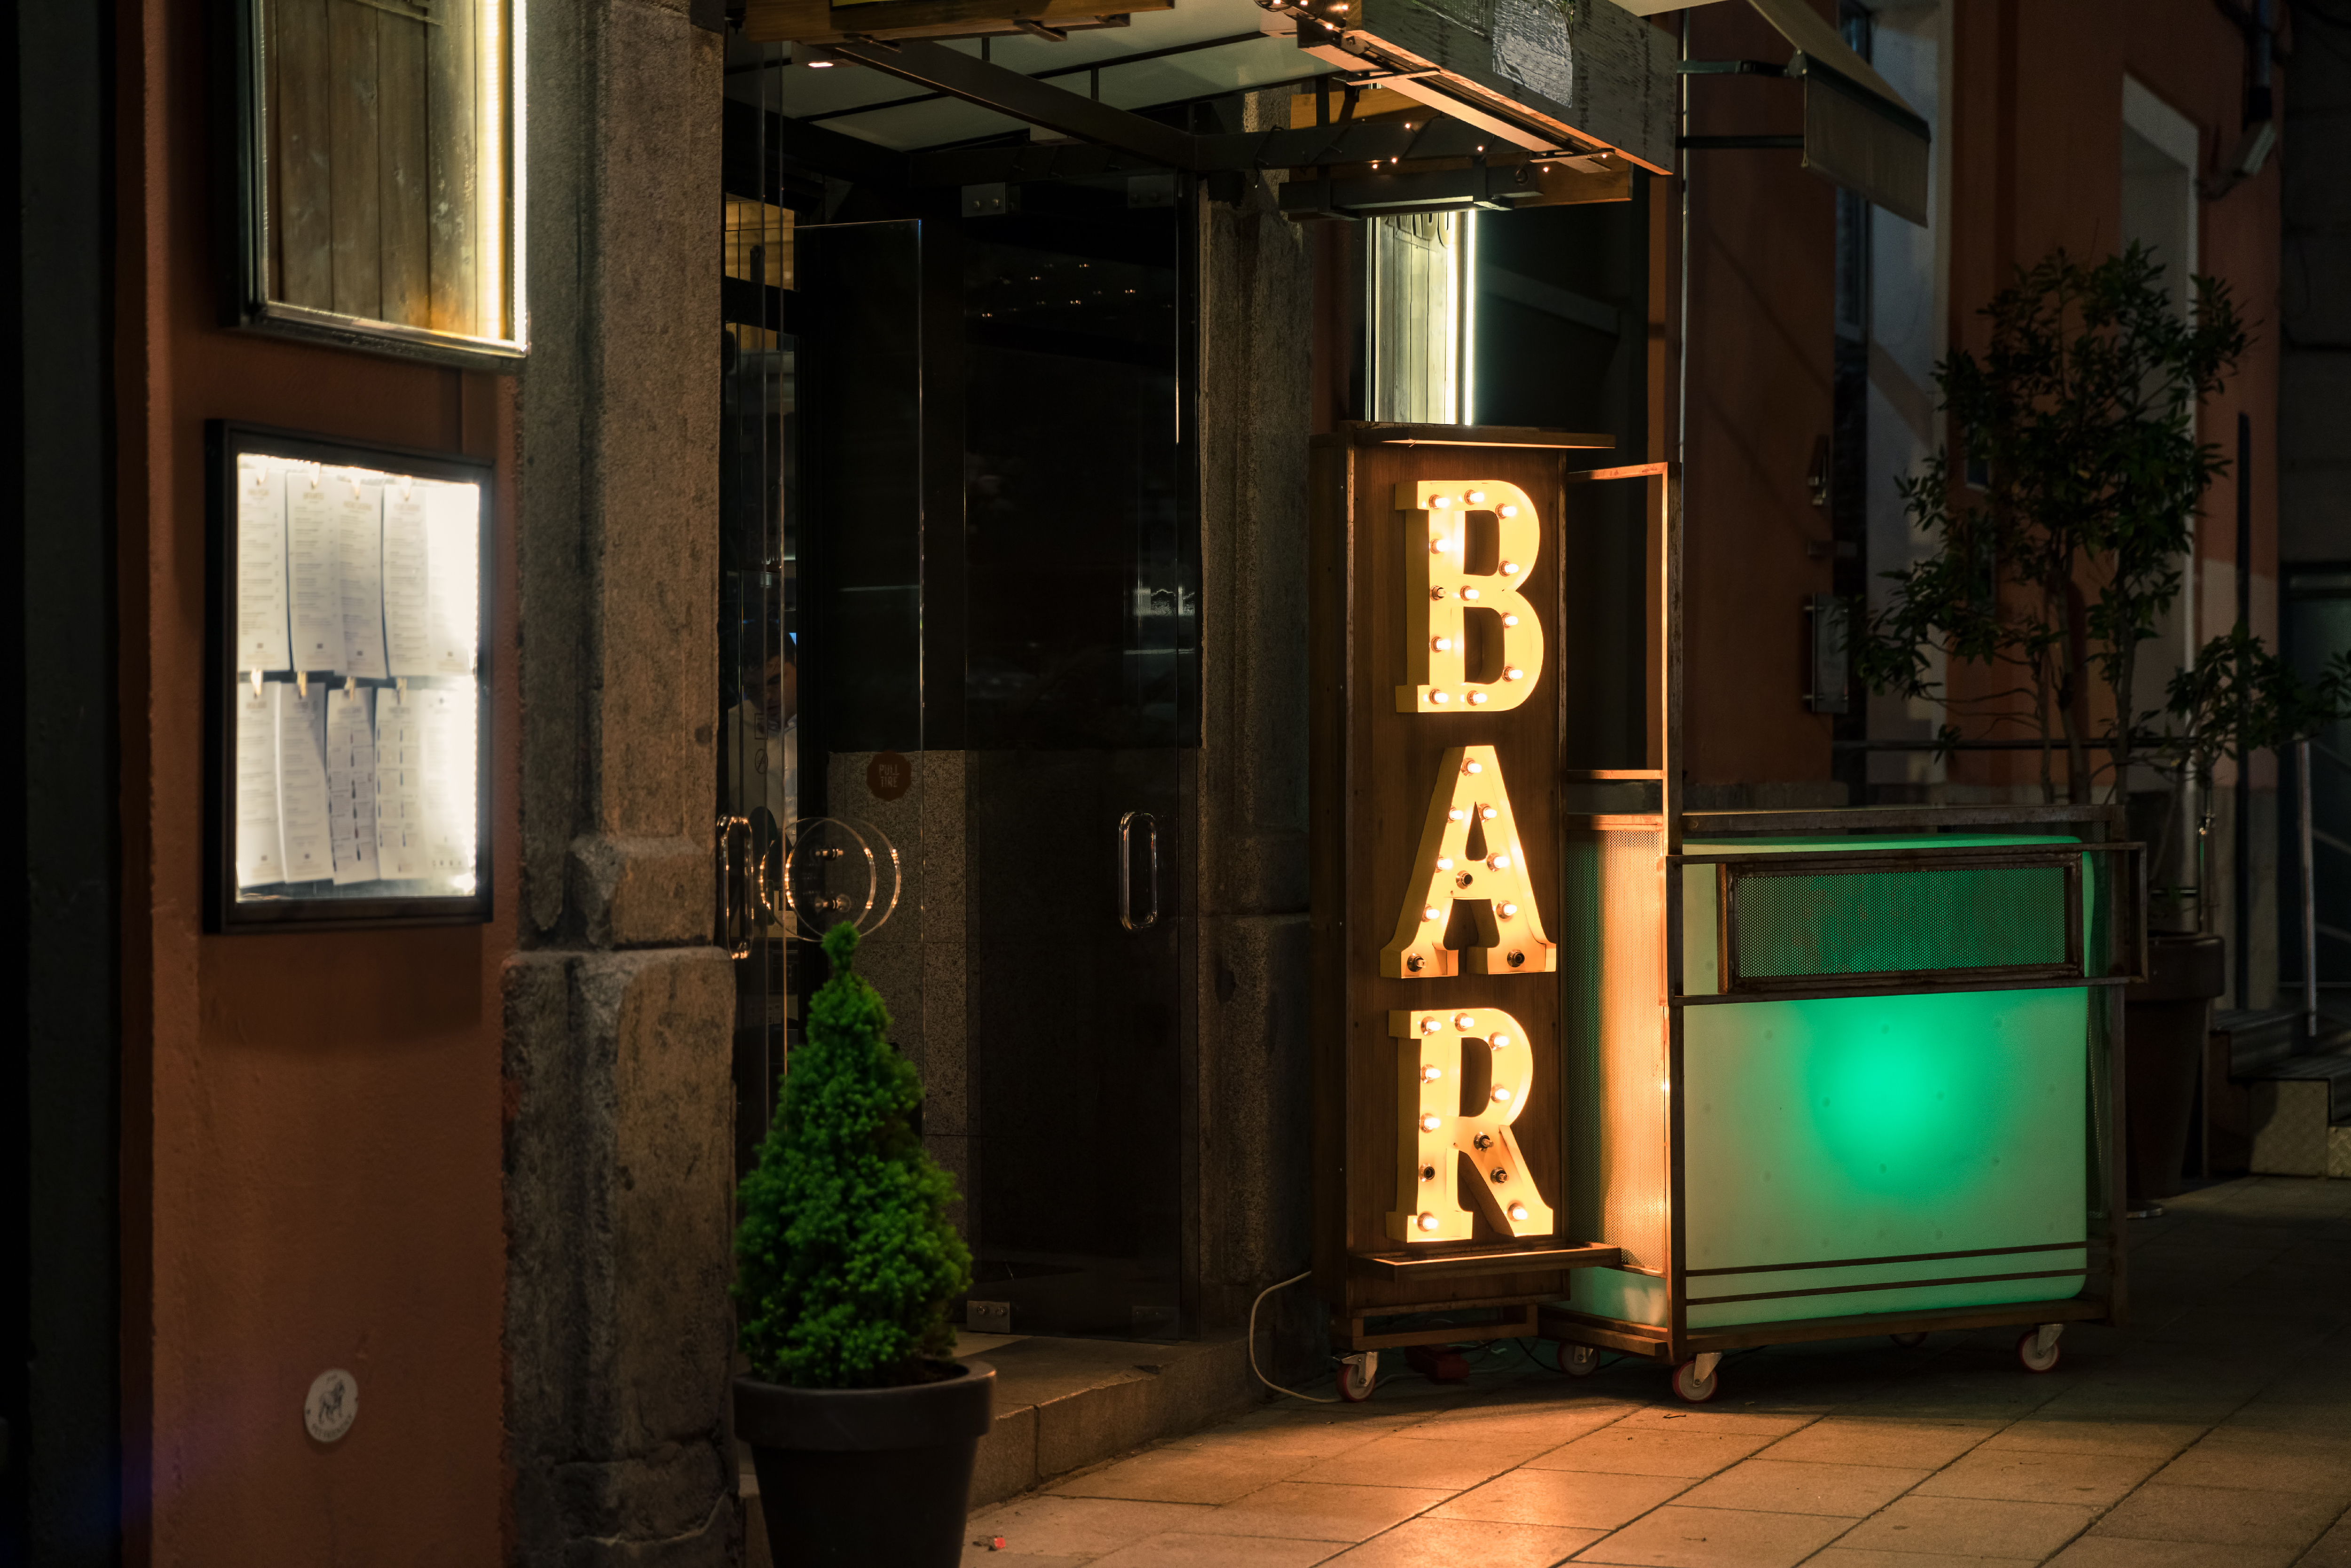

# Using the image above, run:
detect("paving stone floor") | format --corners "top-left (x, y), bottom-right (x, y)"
top-left (963, 1176), bottom-right (2351, 1567)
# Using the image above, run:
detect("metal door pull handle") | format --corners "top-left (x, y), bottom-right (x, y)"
top-left (1118, 810), bottom-right (1160, 931)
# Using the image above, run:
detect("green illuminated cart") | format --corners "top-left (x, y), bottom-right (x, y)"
top-left (1541, 807), bottom-right (2140, 1402)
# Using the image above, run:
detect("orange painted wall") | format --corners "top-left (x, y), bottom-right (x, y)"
top-left (1677, 0), bottom-right (2280, 794)
top-left (117, 1), bottom-right (517, 1563)
top-left (1941, 0), bottom-right (2283, 796)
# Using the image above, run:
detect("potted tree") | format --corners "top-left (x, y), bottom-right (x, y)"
top-left (733, 922), bottom-right (988, 1566)
top-left (1852, 243), bottom-right (2252, 1212)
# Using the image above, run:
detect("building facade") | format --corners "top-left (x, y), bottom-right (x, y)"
top-left (5, 0), bottom-right (2325, 1563)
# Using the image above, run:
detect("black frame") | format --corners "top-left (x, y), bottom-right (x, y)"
top-left (204, 420), bottom-right (494, 931)
top-left (220, 0), bottom-right (526, 370)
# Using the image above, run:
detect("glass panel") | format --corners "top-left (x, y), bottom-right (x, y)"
top-left (961, 186), bottom-right (1191, 1339)
top-left (252, 0), bottom-right (521, 349)
top-left (1369, 212), bottom-right (1465, 423)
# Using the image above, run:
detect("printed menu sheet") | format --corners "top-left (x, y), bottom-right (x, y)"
top-left (234, 462), bottom-right (291, 671)
top-left (233, 677), bottom-right (476, 893)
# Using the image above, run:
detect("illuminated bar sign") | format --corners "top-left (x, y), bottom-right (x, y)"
top-left (1309, 423), bottom-right (1655, 1358)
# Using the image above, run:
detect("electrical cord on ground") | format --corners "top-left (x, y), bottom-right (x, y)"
top-left (1249, 1271), bottom-right (1339, 1403)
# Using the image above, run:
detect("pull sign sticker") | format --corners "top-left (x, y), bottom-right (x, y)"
top-left (1387, 1008), bottom-right (1554, 1243)
top-left (1395, 480), bottom-right (1545, 715)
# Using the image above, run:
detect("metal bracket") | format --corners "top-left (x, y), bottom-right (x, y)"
top-left (1691, 1350), bottom-right (1722, 1382)
top-left (2032, 1323), bottom-right (2063, 1360)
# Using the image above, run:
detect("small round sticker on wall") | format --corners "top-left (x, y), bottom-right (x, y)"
top-left (867, 750), bottom-right (912, 802)
top-left (304, 1368), bottom-right (358, 1444)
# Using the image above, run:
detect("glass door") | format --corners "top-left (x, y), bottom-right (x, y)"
top-left (782, 181), bottom-right (1197, 1341)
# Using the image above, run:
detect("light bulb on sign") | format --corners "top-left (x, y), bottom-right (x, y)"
top-left (1489, 853), bottom-right (1512, 870)
top-left (1432, 636), bottom-right (1452, 652)
top-left (1502, 613), bottom-right (1519, 628)
top-left (1430, 691), bottom-right (1449, 704)
top-left (1419, 1115), bottom-right (1442, 1133)
top-left (1447, 808), bottom-right (1468, 822)
top-left (1453, 1013), bottom-right (1476, 1030)
top-left (1416, 1211), bottom-right (1440, 1231)
top-left (1466, 489), bottom-right (1486, 504)
top-left (1479, 806), bottom-right (1498, 820)
top-left (1498, 901), bottom-right (1518, 918)
top-left (1430, 495), bottom-right (1452, 509)
top-left (1435, 856), bottom-right (1454, 870)
top-left (1421, 1064), bottom-right (1443, 1082)
top-left (1461, 587), bottom-right (1480, 601)
top-left (1500, 561), bottom-right (1520, 576)
top-left (1492, 1086), bottom-right (1513, 1103)
top-left (1491, 1032), bottom-right (1511, 1047)
top-left (1421, 905), bottom-right (1442, 923)
top-left (1463, 760), bottom-right (1483, 775)
top-left (1504, 666), bottom-right (1524, 681)
top-left (1420, 1017), bottom-right (1440, 1034)
top-left (1499, 504), bottom-right (1519, 518)
top-left (1507, 1202), bottom-right (1528, 1222)
top-left (1468, 691), bottom-right (1488, 705)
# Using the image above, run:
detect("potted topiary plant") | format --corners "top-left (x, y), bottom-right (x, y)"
top-left (733, 922), bottom-right (987, 1566)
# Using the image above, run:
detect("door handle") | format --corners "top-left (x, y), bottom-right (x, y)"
top-left (716, 813), bottom-right (752, 959)
top-left (1118, 810), bottom-right (1160, 932)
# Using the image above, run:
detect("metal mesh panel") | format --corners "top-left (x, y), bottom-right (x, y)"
top-left (1730, 865), bottom-right (2067, 980)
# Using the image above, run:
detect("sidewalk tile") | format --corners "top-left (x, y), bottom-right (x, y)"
top-left (1528, 1426), bottom-right (1775, 1479)
top-left (1290, 1432), bottom-right (1542, 1489)
top-left (1835, 1495), bottom-right (2096, 1559)
top-left (2043, 1538), bottom-right (2300, 1568)
top-left (2150, 1426), bottom-right (2351, 1498)
top-left (1911, 1447), bottom-right (2161, 1506)
top-left (1672, 1457), bottom-right (1927, 1517)
top-left (1569, 1504), bottom-right (1846, 1567)
top-left (1756, 1418), bottom-right (1999, 1471)
top-left (2088, 1481), bottom-right (2344, 1549)
top-left (1204, 1481), bottom-right (1451, 1543)
top-left (1321, 1517), bottom-right (1602, 1565)
top-left (1431, 1467), bottom-right (1693, 1529)
top-left (962, 1497), bottom-right (1217, 1560)
top-left (1087, 1531), bottom-right (1346, 1567)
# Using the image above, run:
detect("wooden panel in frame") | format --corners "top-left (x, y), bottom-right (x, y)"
top-left (228, 0), bottom-right (523, 367)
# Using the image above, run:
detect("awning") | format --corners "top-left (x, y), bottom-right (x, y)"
top-left (733, 0), bottom-right (1923, 222)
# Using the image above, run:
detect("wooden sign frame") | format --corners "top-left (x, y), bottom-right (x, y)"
top-left (1308, 424), bottom-right (1665, 1355)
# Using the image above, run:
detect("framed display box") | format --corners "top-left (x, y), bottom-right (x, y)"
top-left (227, 0), bottom-right (526, 367)
top-left (205, 422), bottom-right (494, 930)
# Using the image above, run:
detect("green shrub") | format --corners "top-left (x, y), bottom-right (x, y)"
top-left (733, 922), bottom-right (973, 1387)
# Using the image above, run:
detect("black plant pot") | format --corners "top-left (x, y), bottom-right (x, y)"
top-left (2122, 933), bottom-right (2226, 1207)
top-left (736, 1360), bottom-right (995, 1567)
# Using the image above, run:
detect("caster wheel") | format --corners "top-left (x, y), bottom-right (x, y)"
top-left (1560, 1343), bottom-right (1601, 1378)
top-left (1670, 1357), bottom-right (1721, 1404)
top-left (1889, 1332), bottom-right (1928, 1349)
top-left (1337, 1353), bottom-right (1378, 1402)
top-left (2016, 1329), bottom-right (2061, 1374)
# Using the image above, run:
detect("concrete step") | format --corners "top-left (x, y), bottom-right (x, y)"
top-left (2213, 1007), bottom-right (2316, 1076)
top-left (2247, 1047), bottom-right (2351, 1176)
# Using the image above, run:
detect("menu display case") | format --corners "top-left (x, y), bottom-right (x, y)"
top-left (206, 422), bottom-right (492, 930)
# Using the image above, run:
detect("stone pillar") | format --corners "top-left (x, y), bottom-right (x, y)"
top-left (1193, 104), bottom-right (1317, 1337)
top-left (505, 5), bottom-right (735, 1565)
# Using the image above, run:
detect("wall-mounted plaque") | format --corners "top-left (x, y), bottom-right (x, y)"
top-left (228, 0), bottom-right (525, 366)
top-left (206, 422), bottom-right (493, 930)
